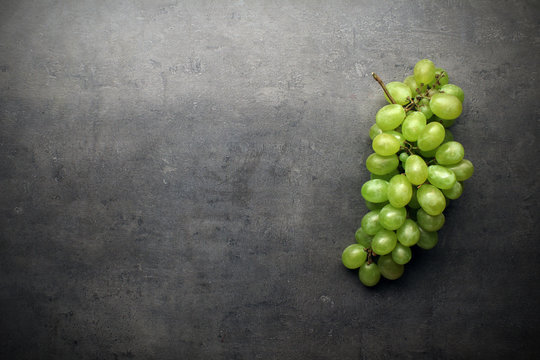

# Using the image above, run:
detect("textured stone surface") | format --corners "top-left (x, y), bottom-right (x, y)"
top-left (0, 0), bottom-right (538, 358)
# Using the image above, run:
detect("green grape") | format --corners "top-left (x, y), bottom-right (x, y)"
top-left (404, 154), bottom-right (428, 185)
top-left (417, 98), bottom-right (433, 119)
top-left (427, 165), bottom-right (457, 190)
top-left (365, 200), bottom-right (388, 211)
top-left (372, 133), bottom-right (400, 156)
top-left (401, 111), bottom-right (427, 142)
top-left (361, 179), bottom-right (389, 203)
top-left (359, 262), bottom-right (381, 287)
top-left (369, 123), bottom-right (383, 140)
top-left (416, 208), bottom-right (445, 232)
top-left (440, 84), bottom-right (464, 103)
top-left (392, 243), bottom-right (412, 265)
top-left (433, 67), bottom-right (449, 88)
top-left (443, 129), bottom-right (454, 143)
top-left (387, 174), bottom-right (412, 208)
top-left (442, 181), bottom-right (463, 200)
top-left (417, 184), bottom-right (446, 216)
top-left (378, 254), bottom-right (404, 280)
top-left (417, 122), bottom-right (445, 151)
top-left (361, 210), bottom-right (382, 235)
top-left (385, 130), bottom-right (405, 147)
top-left (417, 227), bottom-right (438, 250)
top-left (355, 227), bottom-right (373, 247)
top-left (366, 153), bottom-right (399, 175)
top-left (375, 104), bottom-right (406, 131)
top-left (408, 187), bottom-right (421, 209)
top-left (444, 159), bottom-right (474, 181)
top-left (342, 244), bottom-right (368, 269)
top-left (384, 81), bottom-right (412, 106)
top-left (370, 169), bottom-right (399, 181)
top-left (371, 229), bottom-right (398, 255)
top-left (396, 219), bottom-right (420, 246)
top-left (414, 59), bottom-right (436, 85)
top-left (378, 204), bottom-right (407, 230)
top-left (435, 141), bottom-right (464, 165)
top-left (418, 147), bottom-right (438, 158)
top-left (399, 152), bottom-right (409, 162)
top-left (426, 87), bottom-right (440, 97)
top-left (429, 93), bottom-right (462, 120)
top-left (403, 75), bottom-right (426, 95)
top-left (441, 118), bottom-right (455, 128)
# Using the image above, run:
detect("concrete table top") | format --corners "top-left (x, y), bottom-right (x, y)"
top-left (1, 1), bottom-right (538, 358)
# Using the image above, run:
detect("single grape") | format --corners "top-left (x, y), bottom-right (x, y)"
top-left (401, 111), bottom-right (427, 142)
top-left (408, 187), bottom-right (421, 209)
top-left (369, 123), bottom-right (383, 140)
top-left (366, 153), bottom-right (399, 175)
top-left (443, 129), bottom-right (454, 143)
top-left (399, 152), bottom-right (409, 163)
top-left (371, 229), bottom-right (398, 255)
top-left (370, 169), bottom-right (399, 181)
top-left (396, 218), bottom-right (420, 246)
top-left (378, 254), bottom-right (405, 280)
top-left (417, 98), bottom-right (433, 119)
top-left (378, 204), bottom-right (407, 230)
top-left (403, 75), bottom-right (426, 95)
top-left (384, 130), bottom-right (406, 147)
top-left (417, 227), bottom-right (438, 250)
top-left (416, 208), bottom-right (445, 232)
top-left (430, 93), bottom-right (462, 120)
top-left (404, 154), bottom-right (428, 185)
top-left (361, 179), bottom-right (390, 203)
top-left (342, 244), bottom-right (368, 269)
top-left (440, 84), bottom-right (464, 103)
top-left (375, 104), bottom-right (406, 131)
top-left (392, 243), bottom-right (412, 265)
top-left (433, 67), bottom-right (449, 88)
top-left (418, 147), bottom-right (438, 159)
top-left (442, 181), bottom-right (463, 200)
top-left (414, 59), bottom-right (436, 85)
top-left (355, 227), bottom-right (373, 248)
top-left (417, 184), bottom-right (446, 216)
top-left (359, 262), bottom-right (381, 286)
top-left (372, 133), bottom-right (400, 156)
top-left (361, 210), bottom-right (382, 235)
top-left (441, 118), bottom-right (455, 128)
top-left (426, 87), bottom-right (440, 97)
top-left (444, 159), bottom-right (474, 181)
top-left (427, 115), bottom-right (445, 126)
top-left (365, 200), bottom-right (388, 211)
top-left (436, 141), bottom-right (464, 165)
top-left (417, 122), bottom-right (445, 151)
top-left (387, 174), bottom-right (413, 208)
top-left (427, 165), bottom-right (457, 190)
top-left (384, 81), bottom-right (413, 106)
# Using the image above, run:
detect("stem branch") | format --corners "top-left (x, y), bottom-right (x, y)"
top-left (372, 72), bottom-right (397, 104)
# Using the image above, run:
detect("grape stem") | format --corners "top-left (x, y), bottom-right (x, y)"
top-left (372, 72), bottom-right (397, 104)
top-left (365, 247), bottom-right (377, 264)
top-left (404, 101), bottom-right (417, 112)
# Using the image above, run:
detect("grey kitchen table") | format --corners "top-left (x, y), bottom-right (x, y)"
top-left (1, 1), bottom-right (538, 359)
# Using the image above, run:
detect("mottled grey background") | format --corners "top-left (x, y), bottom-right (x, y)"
top-left (1, 0), bottom-right (539, 359)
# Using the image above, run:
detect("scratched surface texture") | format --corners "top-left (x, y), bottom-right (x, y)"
top-left (1, 0), bottom-right (539, 359)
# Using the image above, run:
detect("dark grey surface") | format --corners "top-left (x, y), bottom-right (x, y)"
top-left (1, 0), bottom-right (539, 359)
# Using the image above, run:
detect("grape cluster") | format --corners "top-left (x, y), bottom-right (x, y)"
top-left (342, 59), bottom-right (474, 287)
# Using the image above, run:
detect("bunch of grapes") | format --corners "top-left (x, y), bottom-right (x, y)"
top-left (342, 59), bottom-right (474, 287)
